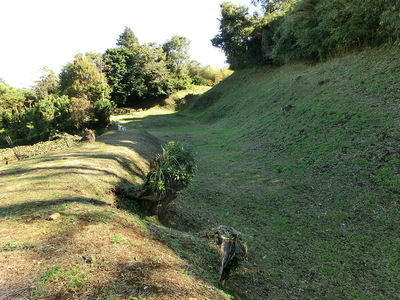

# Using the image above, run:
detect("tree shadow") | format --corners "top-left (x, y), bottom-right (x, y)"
top-left (0, 197), bottom-right (111, 217)
top-left (0, 205), bottom-right (229, 300)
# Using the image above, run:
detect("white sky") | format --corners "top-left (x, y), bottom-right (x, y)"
top-left (0, 0), bottom-right (251, 89)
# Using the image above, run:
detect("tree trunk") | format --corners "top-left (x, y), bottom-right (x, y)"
top-left (213, 225), bottom-right (247, 285)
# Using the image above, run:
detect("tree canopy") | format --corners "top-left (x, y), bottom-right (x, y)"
top-left (213, 0), bottom-right (400, 69)
top-left (59, 53), bottom-right (110, 102)
top-left (117, 26), bottom-right (140, 50)
top-left (1, 26), bottom-right (233, 147)
top-left (212, 2), bottom-right (262, 69)
top-left (103, 27), bottom-right (228, 107)
top-left (35, 66), bottom-right (59, 100)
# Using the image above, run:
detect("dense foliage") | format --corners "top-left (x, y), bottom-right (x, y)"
top-left (213, 0), bottom-right (400, 69)
top-left (103, 27), bottom-right (231, 107)
top-left (59, 53), bottom-right (111, 102)
top-left (212, 3), bottom-right (261, 69)
top-left (0, 82), bottom-right (33, 110)
top-left (1, 27), bottom-right (231, 147)
top-left (0, 92), bottom-right (115, 146)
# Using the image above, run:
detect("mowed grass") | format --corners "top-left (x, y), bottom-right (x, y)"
top-left (0, 129), bottom-right (233, 299)
top-left (1, 46), bottom-right (398, 299)
top-left (122, 46), bottom-right (400, 299)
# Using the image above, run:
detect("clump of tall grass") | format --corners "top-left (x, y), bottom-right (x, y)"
top-left (139, 141), bottom-right (196, 218)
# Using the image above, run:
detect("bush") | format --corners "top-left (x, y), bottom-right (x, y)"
top-left (0, 94), bottom-right (115, 146)
top-left (138, 141), bottom-right (197, 218)
top-left (192, 75), bottom-right (211, 86)
top-left (26, 97), bottom-right (57, 143)
top-left (93, 99), bottom-right (116, 127)
top-left (147, 141), bottom-right (196, 196)
top-left (217, 0), bottom-right (400, 68)
top-left (64, 97), bottom-right (92, 133)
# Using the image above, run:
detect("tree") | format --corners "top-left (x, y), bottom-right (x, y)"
top-left (251, 0), bottom-right (296, 14)
top-left (35, 66), bottom-right (59, 99)
top-left (162, 35), bottom-right (192, 89)
top-left (103, 47), bottom-right (136, 105)
top-left (59, 53), bottom-right (111, 103)
top-left (141, 60), bottom-right (176, 98)
top-left (104, 29), bottom-right (184, 106)
top-left (25, 97), bottom-right (57, 142)
top-left (117, 26), bottom-right (140, 51)
top-left (211, 2), bottom-right (262, 69)
top-left (93, 99), bottom-right (116, 127)
top-left (162, 35), bottom-right (190, 72)
top-left (0, 83), bottom-right (27, 109)
top-left (379, 0), bottom-right (400, 43)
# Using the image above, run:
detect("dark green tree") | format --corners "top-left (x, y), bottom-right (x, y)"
top-left (211, 2), bottom-right (262, 69)
top-left (104, 29), bottom-right (181, 106)
top-left (251, 0), bottom-right (296, 14)
top-left (103, 47), bottom-right (136, 105)
top-left (117, 26), bottom-right (140, 51)
top-left (213, 0), bottom-right (399, 68)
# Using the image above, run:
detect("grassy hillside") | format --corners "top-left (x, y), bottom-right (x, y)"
top-left (1, 46), bottom-right (398, 300)
top-left (128, 46), bottom-right (399, 299)
top-left (0, 128), bottom-right (232, 299)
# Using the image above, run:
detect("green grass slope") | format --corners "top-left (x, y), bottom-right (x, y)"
top-left (0, 129), bottom-right (233, 299)
top-left (131, 46), bottom-right (399, 299)
top-left (1, 46), bottom-right (398, 300)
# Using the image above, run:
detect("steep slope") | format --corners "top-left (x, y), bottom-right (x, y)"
top-left (132, 46), bottom-right (399, 299)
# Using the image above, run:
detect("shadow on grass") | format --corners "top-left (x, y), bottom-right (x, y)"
top-left (111, 112), bottom-right (191, 131)
top-left (0, 165), bottom-right (129, 178)
top-left (0, 129), bottom-right (162, 219)
top-left (113, 182), bottom-right (149, 220)
top-left (1, 207), bottom-right (228, 300)
top-left (0, 197), bottom-right (111, 217)
top-left (109, 181), bottom-right (232, 297)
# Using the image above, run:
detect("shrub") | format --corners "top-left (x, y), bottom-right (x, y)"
top-left (26, 97), bottom-right (57, 143)
top-left (138, 141), bottom-right (197, 218)
top-left (65, 97), bottom-right (92, 133)
top-left (147, 141), bottom-right (196, 197)
top-left (93, 99), bottom-right (116, 127)
top-left (192, 75), bottom-right (212, 86)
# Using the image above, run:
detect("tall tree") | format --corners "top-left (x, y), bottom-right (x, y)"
top-left (212, 2), bottom-right (261, 69)
top-left (162, 35), bottom-right (192, 89)
top-left (103, 47), bottom-right (135, 105)
top-left (162, 35), bottom-right (190, 72)
top-left (59, 53), bottom-right (110, 102)
top-left (35, 66), bottom-right (59, 99)
top-left (251, 0), bottom-right (296, 14)
top-left (117, 27), bottom-right (140, 51)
